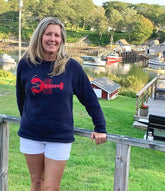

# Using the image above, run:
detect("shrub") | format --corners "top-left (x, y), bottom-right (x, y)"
top-left (119, 88), bottom-right (136, 98)
top-left (0, 70), bottom-right (16, 85)
top-left (0, 70), bottom-right (14, 78)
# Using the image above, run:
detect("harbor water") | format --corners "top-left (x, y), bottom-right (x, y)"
top-left (0, 49), bottom-right (163, 83)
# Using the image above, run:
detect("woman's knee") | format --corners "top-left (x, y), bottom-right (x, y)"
top-left (31, 177), bottom-right (44, 191)
top-left (44, 183), bottom-right (60, 191)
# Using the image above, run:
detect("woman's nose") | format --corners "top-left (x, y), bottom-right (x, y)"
top-left (50, 34), bottom-right (56, 40)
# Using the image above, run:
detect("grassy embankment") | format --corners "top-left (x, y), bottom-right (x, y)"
top-left (0, 84), bottom-right (165, 191)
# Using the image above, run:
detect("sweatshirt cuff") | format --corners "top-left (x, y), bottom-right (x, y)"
top-left (94, 127), bottom-right (107, 133)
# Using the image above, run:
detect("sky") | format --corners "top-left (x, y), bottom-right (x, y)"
top-left (93, 0), bottom-right (165, 6)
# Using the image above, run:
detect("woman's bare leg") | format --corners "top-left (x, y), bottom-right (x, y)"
top-left (24, 154), bottom-right (44, 191)
top-left (44, 157), bottom-right (67, 191)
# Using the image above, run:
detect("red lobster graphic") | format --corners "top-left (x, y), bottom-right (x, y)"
top-left (31, 77), bottom-right (63, 94)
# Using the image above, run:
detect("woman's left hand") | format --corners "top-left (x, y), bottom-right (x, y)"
top-left (91, 132), bottom-right (107, 145)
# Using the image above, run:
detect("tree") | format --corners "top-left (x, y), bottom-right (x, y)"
top-left (134, 3), bottom-right (165, 27)
top-left (108, 8), bottom-right (123, 30)
top-left (157, 13), bottom-right (165, 29)
top-left (54, 0), bottom-right (95, 30)
top-left (131, 15), bottom-right (154, 44)
top-left (0, 11), bottom-right (19, 38)
top-left (22, 0), bottom-right (39, 28)
top-left (92, 7), bottom-right (108, 39)
top-left (8, 0), bottom-right (19, 11)
top-left (70, 0), bottom-right (95, 29)
top-left (37, 0), bottom-right (56, 20)
top-left (0, 0), bottom-right (10, 14)
top-left (103, 1), bottom-right (127, 13)
top-left (54, 0), bottom-right (78, 29)
top-left (53, 0), bottom-right (70, 25)
top-left (120, 8), bottom-right (137, 41)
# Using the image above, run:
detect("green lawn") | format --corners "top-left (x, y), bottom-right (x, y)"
top-left (0, 84), bottom-right (165, 191)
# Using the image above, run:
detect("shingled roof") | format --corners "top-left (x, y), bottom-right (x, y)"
top-left (91, 77), bottom-right (121, 93)
top-left (116, 39), bottom-right (129, 46)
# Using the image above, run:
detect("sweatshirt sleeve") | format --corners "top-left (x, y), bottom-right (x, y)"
top-left (16, 61), bottom-right (25, 116)
top-left (73, 66), bottom-right (106, 133)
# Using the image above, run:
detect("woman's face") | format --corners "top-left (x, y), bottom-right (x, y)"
top-left (42, 24), bottom-right (62, 60)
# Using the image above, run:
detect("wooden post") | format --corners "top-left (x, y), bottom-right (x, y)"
top-left (135, 95), bottom-right (139, 116)
top-left (146, 89), bottom-right (149, 103)
top-left (151, 85), bottom-right (153, 99)
top-left (0, 120), bottom-right (9, 191)
top-left (114, 143), bottom-right (131, 191)
top-left (18, 0), bottom-right (23, 61)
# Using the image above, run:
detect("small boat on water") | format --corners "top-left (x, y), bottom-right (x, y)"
top-left (82, 57), bottom-right (106, 66)
top-left (0, 54), bottom-right (16, 71)
top-left (0, 54), bottom-right (15, 64)
top-left (81, 52), bottom-right (122, 67)
top-left (106, 52), bottom-right (122, 65)
top-left (148, 56), bottom-right (165, 70)
top-left (81, 56), bottom-right (98, 62)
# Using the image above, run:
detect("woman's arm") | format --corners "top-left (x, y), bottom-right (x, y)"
top-left (16, 62), bottom-right (25, 116)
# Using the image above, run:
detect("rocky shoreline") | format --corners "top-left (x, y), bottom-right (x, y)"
top-left (0, 42), bottom-right (28, 51)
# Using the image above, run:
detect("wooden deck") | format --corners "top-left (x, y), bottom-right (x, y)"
top-left (148, 97), bottom-right (165, 117)
top-left (133, 97), bottom-right (165, 130)
top-left (133, 75), bottom-right (165, 130)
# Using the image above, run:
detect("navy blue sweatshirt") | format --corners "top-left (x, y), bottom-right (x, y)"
top-left (16, 57), bottom-right (106, 143)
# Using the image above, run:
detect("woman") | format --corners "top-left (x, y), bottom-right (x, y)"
top-left (16, 17), bottom-right (106, 191)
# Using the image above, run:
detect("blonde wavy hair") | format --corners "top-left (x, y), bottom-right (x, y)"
top-left (23, 17), bottom-right (70, 76)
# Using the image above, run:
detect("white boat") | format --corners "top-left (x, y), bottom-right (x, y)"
top-left (82, 52), bottom-right (122, 67)
top-left (81, 56), bottom-right (97, 61)
top-left (0, 54), bottom-right (15, 64)
top-left (148, 56), bottom-right (165, 70)
top-left (82, 57), bottom-right (106, 66)
top-left (0, 54), bottom-right (16, 71)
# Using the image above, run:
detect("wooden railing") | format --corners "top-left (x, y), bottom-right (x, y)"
top-left (1, 114), bottom-right (165, 191)
top-left (135, 76), bottom-right (164, 120)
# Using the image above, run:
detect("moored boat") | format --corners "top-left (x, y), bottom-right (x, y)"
top-left (0, 54), bottom-right (15, 64)
top-left (82, 57), bottom-right (106, 66)
top-left (148, 57), bottom-right (165, 70)
top-left (81, 52), bottom-right (122, 67)
top-left (0, 54), bottom-right (16, 71)
top-left (81, 56), bottom-right (97, 61)
top-left (106, 52), bottom-right (122, 65)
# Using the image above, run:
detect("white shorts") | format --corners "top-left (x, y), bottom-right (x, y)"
top-left (20, 137), bottom-right (72, 161)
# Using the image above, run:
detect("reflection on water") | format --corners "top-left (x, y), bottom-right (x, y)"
top-left (83, 62), bottom-right (131, 75)
top-left (0, 49), bottom-right (26, 64)
top-left (105, 62), bottom-right (131, 75)
top-left (83, 61), bottom-right (161, 84)
top-left (0, 49), bottom-right (163, 82)
top-left (83, 65), bottom-right (106, 74)
top-left (0, 49), bottom-right (25, 74)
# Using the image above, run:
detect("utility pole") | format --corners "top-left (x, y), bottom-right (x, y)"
top-left (18, 0), bottom-right (23, 61)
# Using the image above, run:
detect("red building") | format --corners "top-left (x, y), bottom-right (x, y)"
top-left (91, 77), bottom-right (121, 100)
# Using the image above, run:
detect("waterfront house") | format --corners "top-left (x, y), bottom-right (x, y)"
top-left (146, 40), bottom-right (165, 56)
top-left (115, 39), bottom-right (132, 52)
